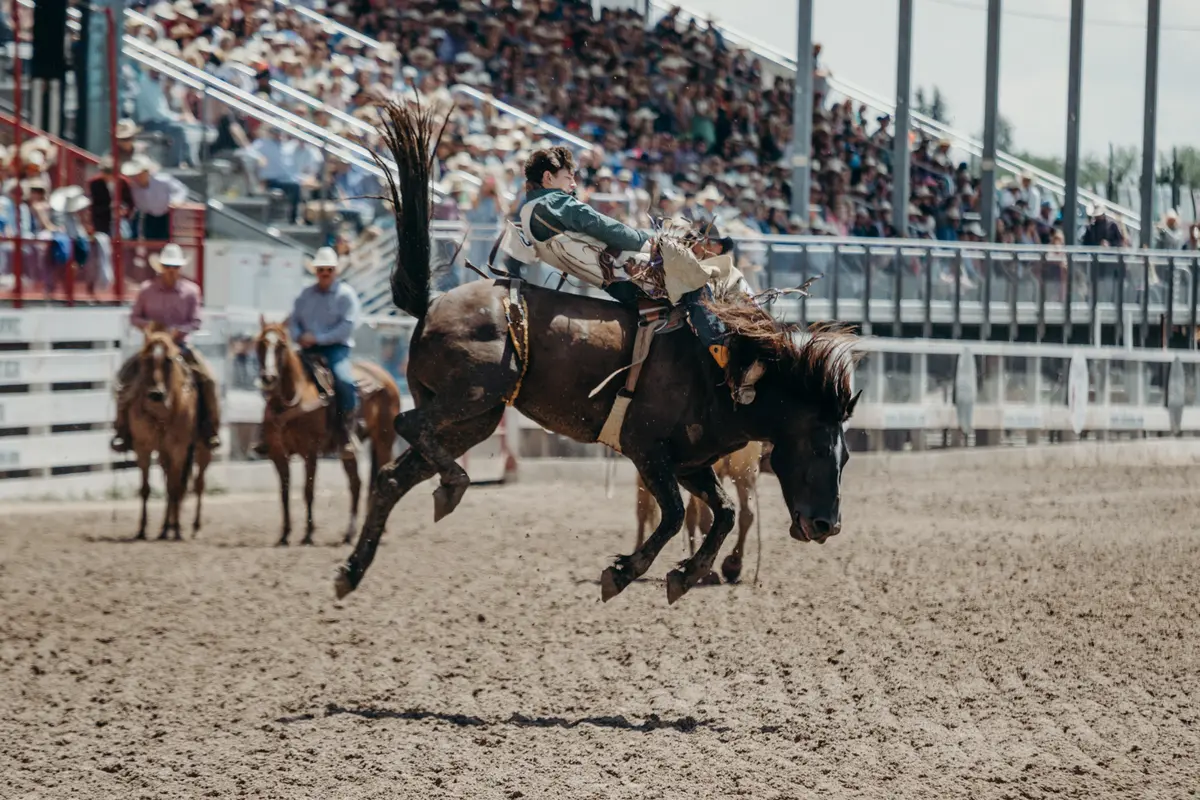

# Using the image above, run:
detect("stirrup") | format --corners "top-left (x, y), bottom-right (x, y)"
top-left (110, 435), bottom-right (132, 453)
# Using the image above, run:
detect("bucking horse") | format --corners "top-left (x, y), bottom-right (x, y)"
top-left (335, 101), bottom-right (861, 604)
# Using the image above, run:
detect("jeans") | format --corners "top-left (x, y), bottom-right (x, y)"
top-left (265, 179), bottom-right (302, 224)
top-left (307, 343), bottom-right (357, 415)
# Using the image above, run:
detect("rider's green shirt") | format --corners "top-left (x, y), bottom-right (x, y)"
top-left (522, 188), bottom-right (650, 253)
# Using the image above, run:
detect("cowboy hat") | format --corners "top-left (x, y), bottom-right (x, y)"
top-left (49, 185), bottom-right (85, 213)
top-left (305, 246), bottom-right (342, 274)
top-left (150, 243), bottom-right (188, 272)
top-left (120, 157), bottom-right (152, 177)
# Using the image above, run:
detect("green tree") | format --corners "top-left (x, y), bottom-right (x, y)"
top-left (913, 85), bottom-right (950, 124)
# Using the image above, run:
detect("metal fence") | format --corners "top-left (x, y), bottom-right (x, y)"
top-left (344, 223), bottom-right (1199, 349)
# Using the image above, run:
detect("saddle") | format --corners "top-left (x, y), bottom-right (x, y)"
top-left (298, 352), bottom-right (385, 430)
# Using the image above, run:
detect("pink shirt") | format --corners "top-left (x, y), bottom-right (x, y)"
top-left (130, 277), bottom-right (202, 340)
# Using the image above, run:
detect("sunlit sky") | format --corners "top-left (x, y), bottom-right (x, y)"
top-left (654, 0), bottom-right (1200, 161)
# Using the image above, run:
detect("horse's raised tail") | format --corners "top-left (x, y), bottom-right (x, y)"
top-left (373, 99), bottom-right (451, 320)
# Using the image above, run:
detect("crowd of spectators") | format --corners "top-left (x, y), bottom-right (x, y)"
top-left (18, 0), bottom-right (1198, 304)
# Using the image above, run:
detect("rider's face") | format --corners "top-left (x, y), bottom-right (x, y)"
top-left (543, 166), bottom-right (576, 194)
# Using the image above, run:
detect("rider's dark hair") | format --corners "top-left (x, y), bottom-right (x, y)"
top-left (524, 147), bottom-right (575, 192)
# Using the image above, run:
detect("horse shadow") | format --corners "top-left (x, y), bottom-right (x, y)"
top-left (278, 704), bottom-right (725, 735)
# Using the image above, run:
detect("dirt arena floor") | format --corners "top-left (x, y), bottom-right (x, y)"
top-left (2, 456), bottom-right (1198, 799)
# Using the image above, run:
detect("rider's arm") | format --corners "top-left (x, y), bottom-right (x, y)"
top-left (315, 287), bottom-right (360, 346)
top-left (130, 287), bottom-right (150, 331)
top-left (287, 293), bottom-right (305, 342)
top-left (532, 195), bottom-right (650, 252)
top-left (175, 285), bottom-right (202, 334)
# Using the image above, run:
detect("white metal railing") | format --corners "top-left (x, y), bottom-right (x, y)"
top-left (643, 0), bottom-right (1141, 235)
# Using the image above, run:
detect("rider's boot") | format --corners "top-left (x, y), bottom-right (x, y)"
top-left (335, 410), bottom-right (361, 461)
top-left (685, 288), bottom-right (762, 405)
top-left (110, 402), bottom-right (133, 452)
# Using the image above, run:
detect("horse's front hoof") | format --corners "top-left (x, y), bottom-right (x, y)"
top-left (600, 566), bottom-right (624, 602)
top-left (666, 570), bottom-right (688, 605)
top-left (333, 566), bottom-right (356, 599)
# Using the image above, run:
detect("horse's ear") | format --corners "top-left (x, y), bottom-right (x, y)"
top-left (259, 313), bottom-right (266, 329)
top-left (843, 389), bottom-right (863, 421)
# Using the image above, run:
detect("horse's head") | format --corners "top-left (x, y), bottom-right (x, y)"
top-left (138, 330), bottom-right (182, 408)
top-left (254, 316), bottom-right (293, 396)
top-left (730, 323), bottom-right (861, 544)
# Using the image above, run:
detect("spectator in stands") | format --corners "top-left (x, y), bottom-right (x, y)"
top-left (1081, 204), bottom-right (1128, 248)
top-left (1155, 209), bottom-right (1186, 250)
top-left (131, 66), bottom-right (194, 168)
top-left (121, 157), bottom-right (189, 241)
top-left (248, 125), bottom-right (323, 225)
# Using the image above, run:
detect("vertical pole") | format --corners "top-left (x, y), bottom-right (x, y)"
top-left (892, 0), bottom-right (914, 239)
top-left (1139, 0), bottom-right (1161, 248)
top-left (107, 7), bottom-right (124, 300)
top-left (13, 9), bottom-right (24, 309)
top-left (790, 0), bottom-right (814, 222)
top-left (980, 0), bottom-right (1002, 243)
top-left (1063, 0), bottom-right (1085, 245)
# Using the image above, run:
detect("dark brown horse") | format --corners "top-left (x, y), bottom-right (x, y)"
top-left (126, 330), bottom-right (213, 540)
top-left (336, 101), bottom-right (860, 604)
top-left (254, 319), bottom-right (401, 546)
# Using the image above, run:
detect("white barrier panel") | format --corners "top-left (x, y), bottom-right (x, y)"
top-left (0, 431), bottom-right (117, 471)
top-left (0, 308), bottom-right (125, 343)
top-left (0, 391), bottom-right (112, 427)
top-left (0, 350), bottom-right (123, 386)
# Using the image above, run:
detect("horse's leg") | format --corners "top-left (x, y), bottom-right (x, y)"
top-left (683, 493), bottom-right (700, 556)
top-left (301, 452), bottom-right (317, 545)
top-left (721, 473), bottom-right (756, 584)
top-left (192, 446), bottom-right (211, 537)
top-left (157, 453), bottom-right (174, 541)
top-left (665, 468), bottom-right (736, 604)
top-left (341, 453), bottom-right (362, 546)
top-left (273, 455), bottom-right (291, 546)
top-left (600, 452), bottom-right (685, 602)
top-left (336, 407), bottom-right (504, 599)
top-left (393, 400), bottom-right (492, 522)
top-left (634, 474), bottom-right (653, 550)
top-left (135, 450), bottom-right (151, 540)
top-left (170, 451), bottom-right (189, 541)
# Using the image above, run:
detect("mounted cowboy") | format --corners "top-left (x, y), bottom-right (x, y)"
top-left (285, 246), bottom-right (362, 458)
top-left (504, 146), bottom-right (760, 402)
top-left (111, 242), bottom-right (221, 453)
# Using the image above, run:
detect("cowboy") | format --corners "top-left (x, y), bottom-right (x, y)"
top-left (511, 146), bottom-right (742, 371)
top-left (111, 243), bottom-right (222, 452)
top-left (288, 246), bottom-right (361, 457)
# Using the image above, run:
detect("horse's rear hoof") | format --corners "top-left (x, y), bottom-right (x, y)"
top-left (334, 567), bottom-right (355, 599)
top-left (697, 570), bottom-right (722, 587)
top-left (666, 570), bottom-right (688, 605)
top-left (432, 482), bottom-right (467, 522)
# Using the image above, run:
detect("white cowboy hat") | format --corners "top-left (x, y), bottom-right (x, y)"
top-left (49, 185), bottom-right (85, 214)
top-left (305, 246), bottom-right (342, 274)
top-left (150, 243), bottom-right (188, 272)
top-left (120, 157), bottom-right (152, 177)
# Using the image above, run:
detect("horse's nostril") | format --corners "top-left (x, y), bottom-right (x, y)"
top-left (813, 517), bottom-right (833, 536)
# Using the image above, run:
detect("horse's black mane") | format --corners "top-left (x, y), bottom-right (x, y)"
top-left (706, 292), bottom-right (860, 420)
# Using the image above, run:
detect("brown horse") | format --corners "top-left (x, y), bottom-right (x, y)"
top-left (126, 330), bottom-right (213, 540)
top-left (254, 319), bottom-right (401, 546)
top-left (636, 441), bottom-right (762, 584)
top-left (336, 101), bottom-right (860, 604)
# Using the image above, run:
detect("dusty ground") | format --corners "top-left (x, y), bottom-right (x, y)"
top-left (1, 457), bottom-right (1198, 799)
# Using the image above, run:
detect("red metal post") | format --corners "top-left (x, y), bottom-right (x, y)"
top-left (107, 6), bottom-right (124, 301)
top-left (12, 9), bottom-right (23, 309)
